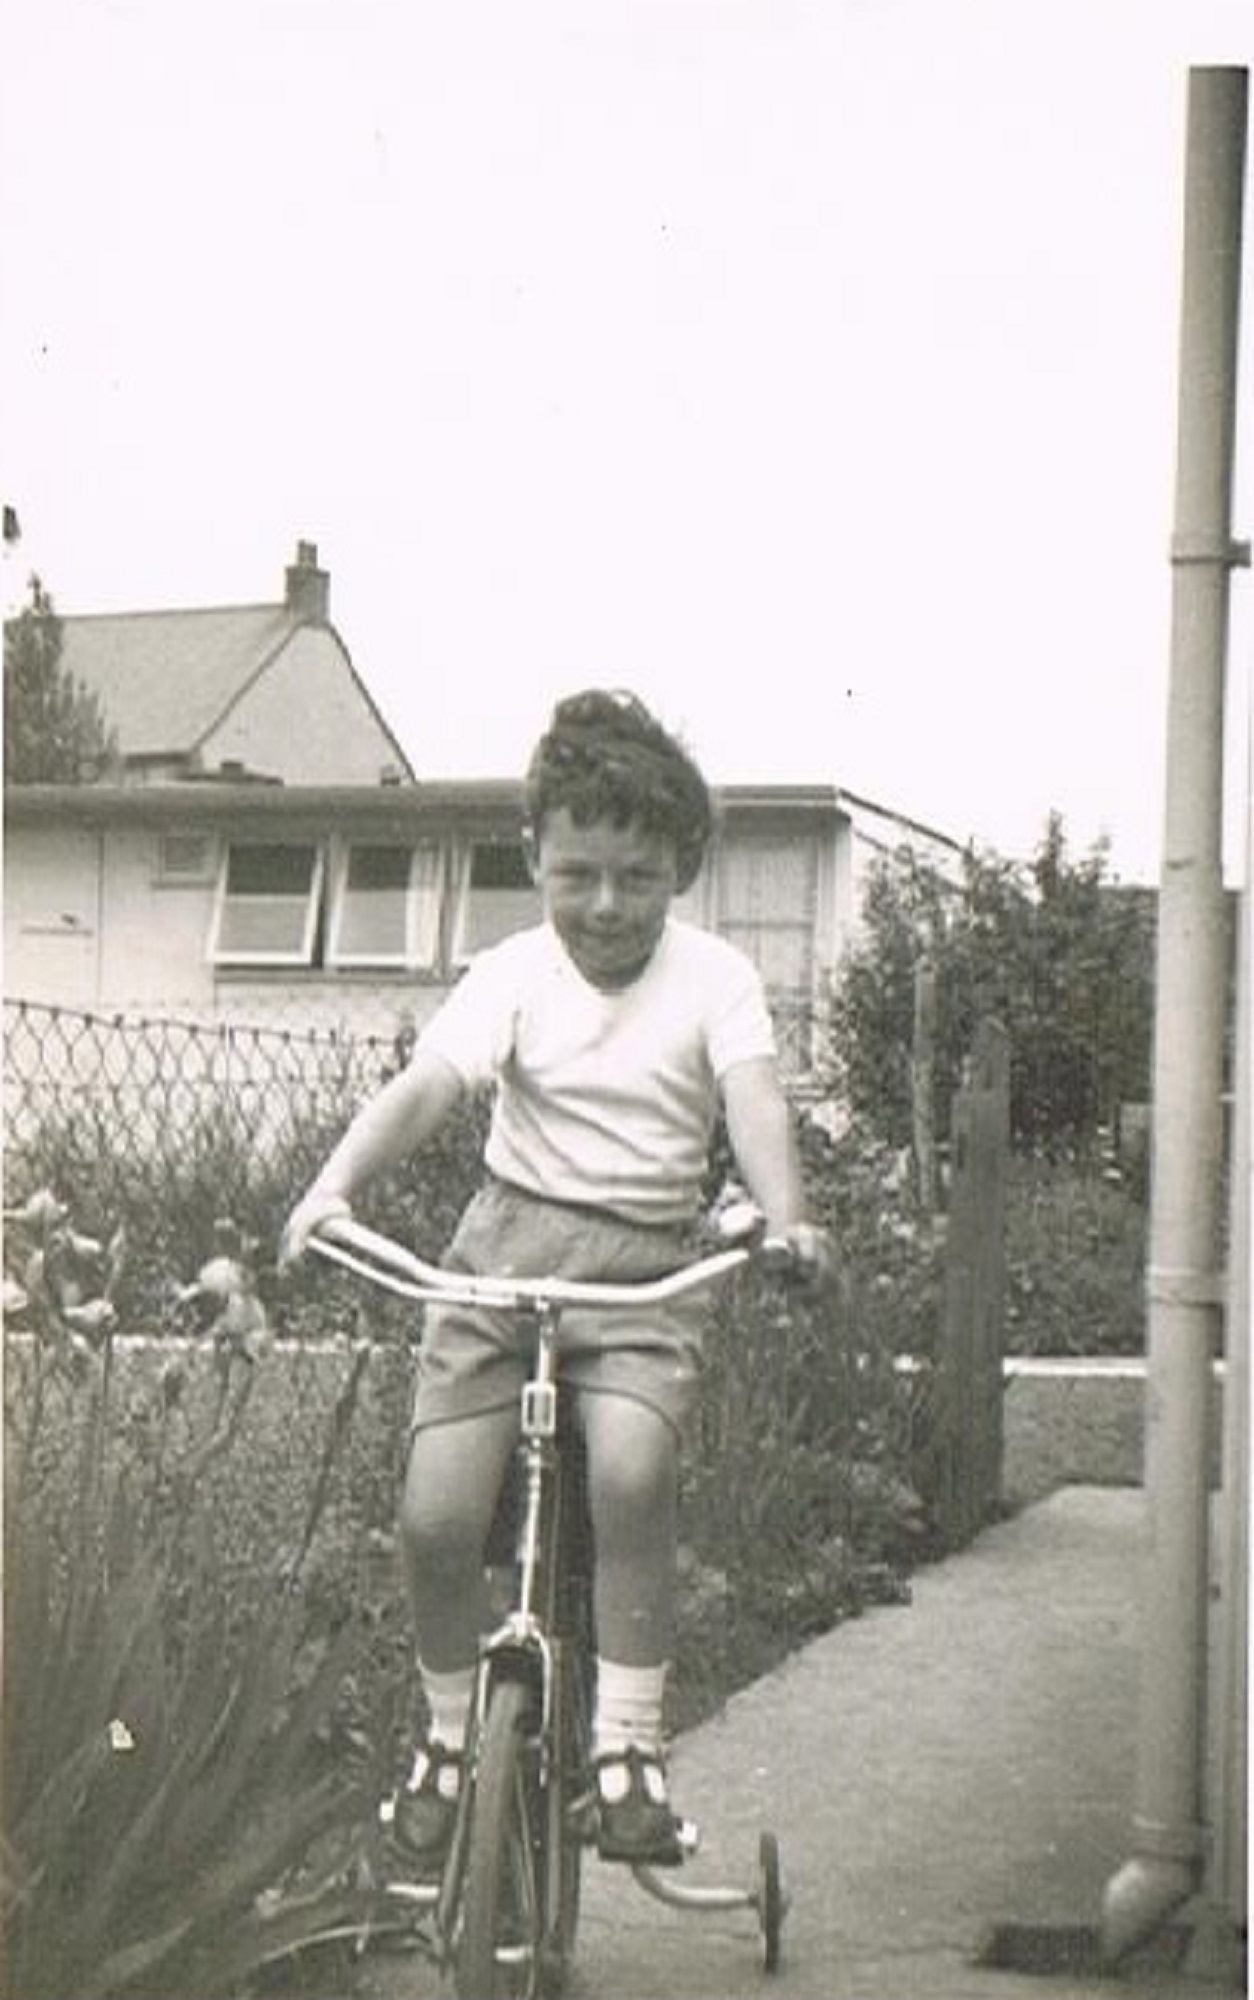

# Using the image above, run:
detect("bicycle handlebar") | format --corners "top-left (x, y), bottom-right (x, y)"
top-left (307, 1212), bottom-right (774, 1312)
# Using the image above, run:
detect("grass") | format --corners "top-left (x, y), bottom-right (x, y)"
top-left (1005, 1153), bottom-right (1147, 1357)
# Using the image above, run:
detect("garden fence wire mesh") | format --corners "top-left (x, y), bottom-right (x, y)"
top-left (1, 1000), bottom-right (421, 1302)
top-left (3, 988), bottom-right (829, 1322)
top-left (4, 998), bottom-right (405, 1171)
top-left (4, 991), bottom-right (826, 1182)
top-left (4, 996), bottom-right (966, 1557)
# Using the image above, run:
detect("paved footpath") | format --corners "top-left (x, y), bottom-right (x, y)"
top-left (361, 1489), bottom-right (1243, 2000)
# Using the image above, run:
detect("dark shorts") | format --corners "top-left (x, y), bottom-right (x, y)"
top-left (410, 1178), bottom-right (710, 1436)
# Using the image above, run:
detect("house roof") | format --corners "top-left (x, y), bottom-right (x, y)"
top-left (835, 786), bottom-right (968, 856)
top-left (59, 604), bottom-right (299, 760)
top-left (4, 778), bottom-right (853, 834)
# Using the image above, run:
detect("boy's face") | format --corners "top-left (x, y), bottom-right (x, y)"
top-left (528, 807), bottom-right (680, 991)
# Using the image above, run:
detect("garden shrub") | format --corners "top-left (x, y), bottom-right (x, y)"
top-left (1004, 1152), bottom-right (1147, 1357)
top-left (2, 1225), bottom-right (377, 2000)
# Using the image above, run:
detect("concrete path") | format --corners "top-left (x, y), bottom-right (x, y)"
top-left (359, 1488), bottom-right (1243, 2000)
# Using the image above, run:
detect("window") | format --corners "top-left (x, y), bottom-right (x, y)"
top-left (328, 841), bottom-right (442, 969)
top-left (210, 829), bottom-right (538, 974)
top-left (211, 843), bottom-right (323, 965)
top-left (156, 832), bottom-right (217, 885)
top-left (332, 844), bottom-right (410, 962)
top-left (454, 839), bottom-right (541, 960)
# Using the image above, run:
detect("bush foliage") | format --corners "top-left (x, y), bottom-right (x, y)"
top-left (828, 813), bottom-right (1153, 1357)
top-left (2, 1213), bottom-right (373, 2000)
top-left (831, 813), bottom-right (1155, 1156)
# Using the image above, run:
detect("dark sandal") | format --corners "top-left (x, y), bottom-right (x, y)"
top-left (594, 1746), bottom-right (684, 1866)
top-left (391, 1741), bottom-right (462, 1870)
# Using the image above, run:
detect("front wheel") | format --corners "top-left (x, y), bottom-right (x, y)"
top-left (456, 1679), bottom-right (544, 2000)
top-left (539, 1638), bottom-right (590, 1993)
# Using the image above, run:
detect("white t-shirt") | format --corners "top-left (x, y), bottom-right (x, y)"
top-left (415, 918), bottom-right (776, 1225)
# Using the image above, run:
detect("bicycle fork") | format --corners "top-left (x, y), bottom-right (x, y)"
top-left (435, 1301), bottom-right (566, 1950)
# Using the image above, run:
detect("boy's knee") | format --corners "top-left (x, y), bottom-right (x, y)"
top-left (400, 1452), bottom-right (477, 1567)
top-left (398, 1487), bottom-right (481, 1584)
top-left (585, 1405), bottom-right (676, 1518)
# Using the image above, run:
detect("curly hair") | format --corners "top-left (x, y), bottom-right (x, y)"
top-left (524, 689), bottom-right (712, 892)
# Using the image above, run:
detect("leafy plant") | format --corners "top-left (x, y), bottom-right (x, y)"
top-left (831, 814), bottom-right (1157, 1156)
top-left (2, 1205), bottom-right (374, 2000)
top-left (673, 1113), bottom-right (939, 1724)
top-left (1004, 1152), bottom-right (1147, 1356)
top-left (3, 1513), bottom-right (366, 1999)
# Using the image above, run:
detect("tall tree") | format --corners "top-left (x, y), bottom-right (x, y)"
top-left (4, 574), bottom-right (116, 783)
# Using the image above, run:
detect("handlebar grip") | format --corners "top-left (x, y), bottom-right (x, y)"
top-left (313, 1210), bottom-right (359, 1248)
top-left (759, 1236), bottom-right (799, 1275)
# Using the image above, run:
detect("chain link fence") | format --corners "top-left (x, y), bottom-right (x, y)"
top-left (5, 991), bottom-right (828, 1180)
top-left (3, 1000), bottom-right (420, 1319)
top-left (4, 991), bottom-right (831, 1313)
top-left (4, 997), bottom-right (405, 1174)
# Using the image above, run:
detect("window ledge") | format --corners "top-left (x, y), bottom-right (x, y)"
top-left (213, 966), bottom-right (446, 987)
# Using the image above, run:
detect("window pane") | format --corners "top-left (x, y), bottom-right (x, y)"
top-left (471, 843), bottom-right (533, 890)
top-left (227, 844), bottom-right (317, 895)
top-left (215, 843), bottom-right (320, 962)
top-left (462, 841), bottom-right (540, 954)
top-left (217, 896), bottom-right (313, 956)
top-left (347, 845), bottom-right (412, 892)
top-left (338, 845), bottom-right (410, 959)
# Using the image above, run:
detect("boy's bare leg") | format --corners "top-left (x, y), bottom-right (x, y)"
top-left (398, 1405), bottom-right (520, 1671)
top-left (389, 1406), bottom-right (521, 1866)
top-left (580, 1391), bottom-right (685, 1857)
top-left (580, 1392), bottom-right (678, 1666)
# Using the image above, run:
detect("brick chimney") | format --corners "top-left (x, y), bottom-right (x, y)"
top-left (284, 539), bottom-right (329, 623)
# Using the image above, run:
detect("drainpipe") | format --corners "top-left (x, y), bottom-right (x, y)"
top-left (1101, 65), bottom-right (1248, 1965)
top-left (1208, 597), bottom-right (1249, 1964)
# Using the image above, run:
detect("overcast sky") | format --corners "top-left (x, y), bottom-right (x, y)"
top-left (3, 0), bottom-right (1251, 882)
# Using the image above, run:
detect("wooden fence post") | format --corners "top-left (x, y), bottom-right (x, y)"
top-left (936, 1017), bottom-right (1010, 1548)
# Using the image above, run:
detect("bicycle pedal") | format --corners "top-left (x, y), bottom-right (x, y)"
top-left (380, 1878), bottom-right (440, 1909)
top-left (676, 1816), bottom-right (700, 1856)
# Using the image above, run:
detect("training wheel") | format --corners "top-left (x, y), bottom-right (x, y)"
top-left (757, 1831), bottom-right (784, 1973)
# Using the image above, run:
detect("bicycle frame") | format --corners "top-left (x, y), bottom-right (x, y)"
top-left (308, 1212), bottom-right (787, 1991)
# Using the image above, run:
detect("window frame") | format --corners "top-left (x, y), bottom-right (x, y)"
top-left (210, 840), bottom-right (325, 968)
top-left (326, 838), bottom-right (443, 971)
top-left (450, 835), bottom-right (542, 965)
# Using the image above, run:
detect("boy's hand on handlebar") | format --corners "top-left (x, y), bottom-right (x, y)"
top-left (762, 1222), bottom-right (837, 1291)
top-left (279, 1188), bottom-right (352, 1268)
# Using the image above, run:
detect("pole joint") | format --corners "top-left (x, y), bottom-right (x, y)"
top-left (1170, 534), bottom-right (1252, 568)
top-left (1132, 1813), bottom-right (1209, 1863)
top-left (1146, 1264), bottom-right (1226, 1307)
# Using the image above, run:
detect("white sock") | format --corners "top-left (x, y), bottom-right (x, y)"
top-left (410, 1661), bottom-right (474, 1796)
top-left (593, 1657), bottom-right (667, 1765)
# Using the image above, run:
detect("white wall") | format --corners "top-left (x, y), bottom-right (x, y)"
top-left (4, 825), bottom-right (102, 1004)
